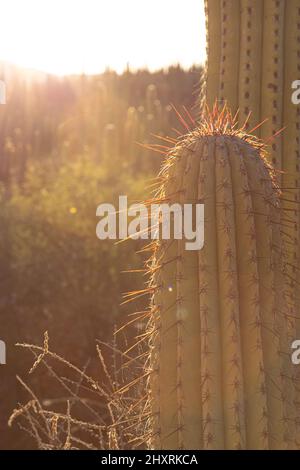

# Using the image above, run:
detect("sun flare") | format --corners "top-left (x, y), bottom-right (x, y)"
top-left (0, 0), bottom-right (206, 75)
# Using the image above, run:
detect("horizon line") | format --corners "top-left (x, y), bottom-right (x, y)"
top-left (0, 59), bottom-right (205, 80)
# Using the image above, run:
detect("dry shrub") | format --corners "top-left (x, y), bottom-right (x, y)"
top-left (8, 331), bottom-right (149, 450)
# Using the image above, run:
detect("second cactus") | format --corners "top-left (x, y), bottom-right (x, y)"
top-left (147, 108), bottom-right (298, 450)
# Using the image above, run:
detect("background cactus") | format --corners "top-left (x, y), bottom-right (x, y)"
top-left (203, 1), bottom-right (300, 153)
top-left (202, 2), bottom-right (300, 346)
top-left (147, 107), bottom-right (298, 450)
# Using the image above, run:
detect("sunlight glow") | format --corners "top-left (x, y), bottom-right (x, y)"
top-left (0, 0), bottom-right (206, 75)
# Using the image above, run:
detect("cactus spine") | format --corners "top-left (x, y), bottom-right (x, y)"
top-left (147, 109), bottom-right (298, 449)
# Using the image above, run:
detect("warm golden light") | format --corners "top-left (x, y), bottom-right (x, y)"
top-left (0, 0), bottom-right (206, 75)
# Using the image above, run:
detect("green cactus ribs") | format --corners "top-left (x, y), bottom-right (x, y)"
top-left (143, 105), bottom-right (298, 450)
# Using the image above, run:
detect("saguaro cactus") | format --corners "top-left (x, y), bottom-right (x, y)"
top-left (147, 108), bottom-right (298, 449)
top-left (203, 2), bottom-right (300, 342)
top-left (203, 0), bottom-right (300, 160)
top-left (142, 1), bottom-right (300, 451)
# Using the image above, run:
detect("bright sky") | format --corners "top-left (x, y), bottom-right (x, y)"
top-left (0, 0), bottom-right (206, 75)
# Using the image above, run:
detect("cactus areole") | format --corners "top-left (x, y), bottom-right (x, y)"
top-left (146, 108), bottom-right (299, 450)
